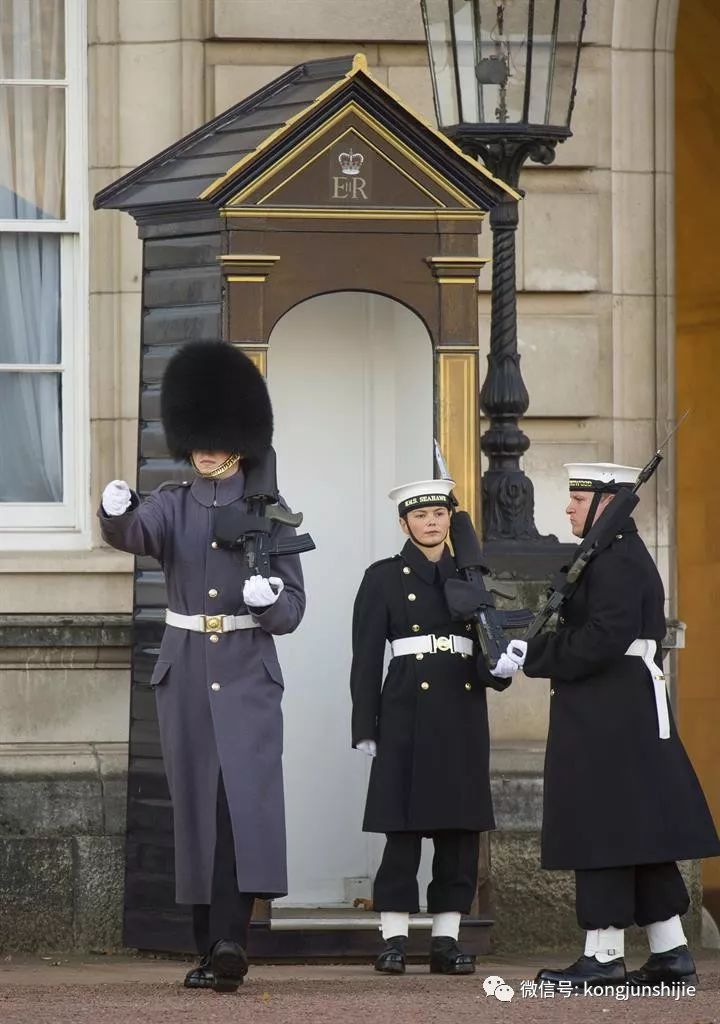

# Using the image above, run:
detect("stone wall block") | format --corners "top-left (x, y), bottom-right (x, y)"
top-left (611, 295), bottom-right (656, 421)
top-left (118, 43), bottom-right (183, 166)
top-left (612, 49), bottom-right (655, 172)
top-left (387, 65), bottom-right (436, 126)
top-left (0, 777), bottom-right (103, 836)
top-left (0, 839), bottom-right (75, 951)
top-left (89, 43), bottom-right (120, 169)
top-left (212, 0), bottom-right (425, 42)
top-left (523, 192), bottom-right (600, 292)
top-left (611, 171), bottom-right (655, 296)
top-left (118, 0), bottom-right (182, 42)
top-left (73, 836), bottom-right (126, 950)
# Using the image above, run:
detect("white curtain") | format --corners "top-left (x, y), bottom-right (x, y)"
top-left (0, 0), bottom-right (65, 502)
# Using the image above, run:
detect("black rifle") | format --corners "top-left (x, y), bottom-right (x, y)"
top-left (434, 442), bottom-right (533, 689)
top-left (526, 413), bottom-right (689, 640)
top-left (212, 447), bottom-right (315, 577)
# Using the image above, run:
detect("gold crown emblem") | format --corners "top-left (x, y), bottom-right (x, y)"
top-left (338, 148), bottom-right (364, 176)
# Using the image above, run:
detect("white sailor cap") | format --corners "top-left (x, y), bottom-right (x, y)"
top-left (388, 478), bottom-right (455, 515)
top-left (564, 463), bottom-right (639, 493)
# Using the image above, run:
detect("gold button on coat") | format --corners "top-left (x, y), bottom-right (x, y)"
top-left (420, 681), bottom-right (430, 691)
top-left (209, 634), bottom-right (219, 643)
top-left (211, 682), bottom-right (220, 692)
top-left (411, 624), bottom-right (420, 633)
top-left (465, 624), bottom-right (472, 632)
top-left (550, 689), bottom-right (555, 696)
top-left (211, 541), bottom-right (218, 549)
top-left (208, 588), bottom-right (218, 598)
top-left (416, 653), bottom-right (424, 661)
top-left (465, 683), bottom-right (472, 691)
top-left (408, 593), bottom-right (416, 602)
top-left (403, 566), bottom-right (411, 575)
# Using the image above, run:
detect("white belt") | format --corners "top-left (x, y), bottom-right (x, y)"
top-left (165, 609), bottom-right (258, 634)
top-left (625, 639), bottom-right (669, 739)
top-left (391, 634), bottom-right (473, 657)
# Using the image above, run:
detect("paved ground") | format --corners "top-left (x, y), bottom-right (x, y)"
top-left (0, 951), bottom-right (717, 1024)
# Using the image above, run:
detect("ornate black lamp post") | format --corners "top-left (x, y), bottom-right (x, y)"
top-left (420, 0), bottom-right (587, 545)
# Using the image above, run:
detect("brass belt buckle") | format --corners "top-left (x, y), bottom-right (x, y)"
top-left (204, 615), bottom-right (223, 633)
top-left (435, 635), bottom-right (452, 652)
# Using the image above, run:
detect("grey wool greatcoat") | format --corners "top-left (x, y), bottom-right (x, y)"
top-left (350, 540), bottom-right (496, 834)
top-left (524, 518), bottom-right (720, 871)
top-left (99, 470), bottom-right (305, 903)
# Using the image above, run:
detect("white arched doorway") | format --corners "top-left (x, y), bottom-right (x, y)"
top-left (267, 291), bottom-right (433, 908)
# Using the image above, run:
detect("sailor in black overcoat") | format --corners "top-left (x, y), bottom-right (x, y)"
top-left (492, 462), bottom-right (720, 992)
top-left (350, 479), bottom-right (497, 975)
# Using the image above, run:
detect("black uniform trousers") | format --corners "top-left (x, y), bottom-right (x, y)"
top-left (191, 771), bottom-right (255, 954)
top-left (373, 831), bottom-right (480, 915)
top-left (575, 862), bottom-right (690, 930)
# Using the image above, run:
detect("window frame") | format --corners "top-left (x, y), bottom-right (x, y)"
top-left (0, 0), bottom-right (89, 548)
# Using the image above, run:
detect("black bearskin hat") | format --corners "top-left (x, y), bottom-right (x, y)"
top-left (161, 341), bottom-right (273, 462)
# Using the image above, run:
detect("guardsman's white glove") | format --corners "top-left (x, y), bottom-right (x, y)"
top-left (490, 653), bottom-right (520, 679)
top-left (243, 575), bottom-right (285, 608)
top-left (356, 740), bottom-right (377, 757)
top-left (506, 639), bottom-right (528, 668)
top-left (102, 480), bottom-right (131, 517)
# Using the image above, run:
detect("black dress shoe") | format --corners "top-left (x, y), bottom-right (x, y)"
top-left (209, 938), bottom-right (249, 993)
top-left (184, 955), bottom-right (214, 989)
top-left (374, 936), bottom-right (407, 974)
top-left (626, 945), bottom-right (698, 988)
top-left (536, 955), bottom-right (626, 991)
top-left (429, 937), bottom-right (476, 975)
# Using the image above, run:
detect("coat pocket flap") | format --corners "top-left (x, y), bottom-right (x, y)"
top-left (262, 653), bottom-right (284, 688)
top-left (150, 660), bottom-right (172, 687)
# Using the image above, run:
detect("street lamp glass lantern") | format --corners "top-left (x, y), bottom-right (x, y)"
top-left (420, 0), bottom-right (587, 143)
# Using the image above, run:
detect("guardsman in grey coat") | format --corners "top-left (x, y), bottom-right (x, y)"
top-left (351, 478), bottom-right (497, 976)
top-left (492, 462), bottom-right (720, 993)
top-left (99, 341), bottom-right (306, 993)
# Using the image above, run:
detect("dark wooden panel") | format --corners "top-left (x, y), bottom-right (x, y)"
top-left (144, 266), bottom-right (221, 308)
top-left (144, 234), bottom-right (221, 270)
top-left (137, 459), bottom-right (189, 492)
top-left (135, 568), bottom-right (167, 608)
top-left (139, 421), bottom-right (168, 459)
top-left (143, 305), bottom-right (221, 345)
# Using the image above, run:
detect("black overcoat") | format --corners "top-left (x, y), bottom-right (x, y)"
top-left (525, 518), bottom-right (720, 870)
top-left (99, 471), bottom-right (305, 902)
top-left (350, 540), bottom-right (496, 834)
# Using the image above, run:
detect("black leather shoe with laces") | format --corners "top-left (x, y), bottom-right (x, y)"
top-left (429, 937), bottom-right (476, 975)
top-left (626, 945), bottom-right (698, 988)
top-left (183, 955), bottom-right (214, 989)
top-left (536, 954), bottom-right (626, 991)
top-left (209, 939), bottom-right (249, 993)
top-left (374, 936), bottom-right (407, 974)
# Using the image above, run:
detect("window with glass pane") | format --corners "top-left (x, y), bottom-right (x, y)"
top-left (0, 0), bottom-right (69, 513)
top-left (0, 233), bottom-right (63, 502)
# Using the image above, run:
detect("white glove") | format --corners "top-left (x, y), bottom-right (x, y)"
top-left (356, 740), bottom-right (377, 757)
top-left (506, 639), bottom-right (528, 668)
top-left (102, 479), bottom-right (131, 517)
top-left (490, 653), bottom-right (520, 679)
top-left (243, 575), bottom-right (285, 608)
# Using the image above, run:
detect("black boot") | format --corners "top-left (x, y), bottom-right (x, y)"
top-left (536, 954), bottom-right (626, 991)
top-left (374, 935), bottom-right (407, 974)
top-left (626, 945), bottom-right (698, 988)
top-left (184, 955), bottom-right (215, 989)
top-left (429, 937), bottom-right (476, 975)
top-left (209, 938), bottom-right (249, 993)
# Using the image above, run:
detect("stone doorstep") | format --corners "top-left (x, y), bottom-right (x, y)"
top-left (0, 743), bottom-right (128, 779)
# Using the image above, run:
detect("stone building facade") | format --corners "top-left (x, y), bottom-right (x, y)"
top-left (0, 0), bottom-right (717, 952)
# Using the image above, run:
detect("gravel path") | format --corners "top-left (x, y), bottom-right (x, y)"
top-left (0, 953), bottom-right (717, 1024)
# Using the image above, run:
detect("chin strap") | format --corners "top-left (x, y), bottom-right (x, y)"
top-left (191, 452), bottom-right (242, 478)
top-left (581, 491), bottom-right (604, 539)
